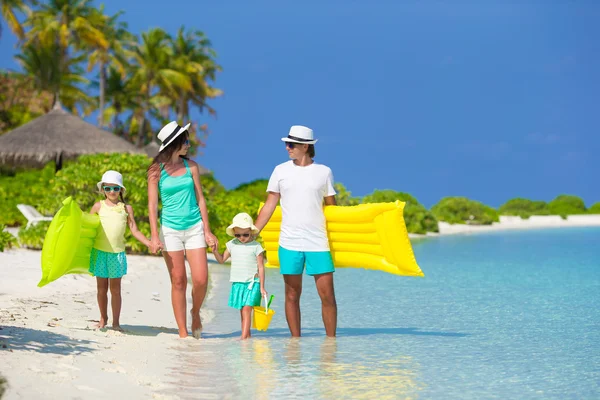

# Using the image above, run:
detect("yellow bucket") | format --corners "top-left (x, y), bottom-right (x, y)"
top-left (252, 306), bottom-right (275, 331)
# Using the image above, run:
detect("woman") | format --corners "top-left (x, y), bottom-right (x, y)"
top-left (254, 125), bottom-right (338, 337)
top-left (148, 121), bottom-right (217, 339)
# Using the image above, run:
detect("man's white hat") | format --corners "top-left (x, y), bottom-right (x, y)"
top-left (157, 121), bottom-right (191, 152)
top-left (281, 125), bottom-right (317, 145)
top-left (96, 170), bottom-right (126, 193)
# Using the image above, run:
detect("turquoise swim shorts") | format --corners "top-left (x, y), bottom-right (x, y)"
top-left (278, 246), bottom-right (335, 276)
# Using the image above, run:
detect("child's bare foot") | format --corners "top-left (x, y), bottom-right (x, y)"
top-left (190, 310), bottom-right (202, 339)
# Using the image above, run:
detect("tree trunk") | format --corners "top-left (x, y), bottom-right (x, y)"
top-left (177, 92), bottom-right (185, 122)
top-left (98, 63), bottom-right (106, 127)
top-left (137, 86), bottom-right (150, 147)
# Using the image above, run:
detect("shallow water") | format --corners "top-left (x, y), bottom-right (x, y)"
top-left (162, 227), bottom-right (600, 399)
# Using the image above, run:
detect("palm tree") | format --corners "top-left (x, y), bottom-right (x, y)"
top-left (86, 6), bottom-right (134, 127)
top-left (24, 0), bottom-right (107, 82)
top-left (0, 0), bottom-right (30, 40)
top-left (14, 40), bottom-right (93, 112)
top-left (98, 66), bottom-right (139, 137)
top-left (168, 26), bottom-right (222, 122)
top-left (129, 28), bottom-right (191, 147)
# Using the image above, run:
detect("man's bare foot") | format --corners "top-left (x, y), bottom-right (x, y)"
top-left (190, 310), bottom-right (202, 339)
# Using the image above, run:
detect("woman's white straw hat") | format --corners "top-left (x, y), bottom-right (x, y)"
top-left (157, 121), bottom-right (191, 152)
top-left (96, 170), bottom-right (126, 193)
top-left (281, 125), bottom-right (318, 145)
top-left (226, 213), bottom-right (259, 237)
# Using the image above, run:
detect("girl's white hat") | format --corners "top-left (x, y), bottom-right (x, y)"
top-left (226, 213), bottom-right (259, 237)
top-left (157, 121), bottom-right (191, 152)
top-left (281, 125), bottom-right (318, 145)
top-left (96, 170), bottom-right (126, 194)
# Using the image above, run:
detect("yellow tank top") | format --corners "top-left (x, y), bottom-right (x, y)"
top-left (93, 201), bottom-right (128, 253)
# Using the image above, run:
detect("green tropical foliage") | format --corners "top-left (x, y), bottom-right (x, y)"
top-left (0, 224), bottom-right (18, 251)
top-left (588, 202), bottom-right (600, 214)
top-left (362, 189), bottom-right (438, 234)
top-left (18, 220), bottom-right (49, 249)
top-left (334, 183), bottom-right (360, 206)
top-left (548, 195), bottom-right (587, 218)
top-left (0, 163), bottom-right (55, 226)
top-left (431, 196), bottom-right (499, 225)
top-left (498, 198), bottom-right (551, 219)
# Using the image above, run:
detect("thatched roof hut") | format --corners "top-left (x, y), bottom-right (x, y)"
top-left (0, 103), bottom-right (144, 169)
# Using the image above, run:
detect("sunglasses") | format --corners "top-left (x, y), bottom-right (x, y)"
top-left (103, 185), bottom-right (122, 193)
top-left (234, 233), bottom-right (251, 238)
top-left (184, 139), bottom-right (190, 145)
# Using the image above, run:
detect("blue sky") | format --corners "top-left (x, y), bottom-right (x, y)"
top-left (1, 1), bottom-right (598, 207)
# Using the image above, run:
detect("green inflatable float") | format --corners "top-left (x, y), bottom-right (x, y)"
top-left (38, 197), bottom-right (100, 287)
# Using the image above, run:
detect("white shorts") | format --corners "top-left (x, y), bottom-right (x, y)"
top-left (159, 221), bottom-right (206, 252)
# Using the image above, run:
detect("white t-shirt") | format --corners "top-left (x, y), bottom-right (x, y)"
top-left (266, 160), bottom-right (336, 251)
top-left (226, 239), bottom-right (265, 283)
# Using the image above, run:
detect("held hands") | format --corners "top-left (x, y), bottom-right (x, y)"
top-left (205, 231), bottom-right (218, 248)
top-left (149, 236), bottom-right (164, 254)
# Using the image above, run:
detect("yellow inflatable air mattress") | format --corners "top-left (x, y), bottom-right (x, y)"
top-left (259, 201), bottom-right (424, 277)
top-left (39, 197), bottom-right (100, 287)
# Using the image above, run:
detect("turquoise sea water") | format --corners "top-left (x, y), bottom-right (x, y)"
top-left (164, 228), bottom-right (600, 399)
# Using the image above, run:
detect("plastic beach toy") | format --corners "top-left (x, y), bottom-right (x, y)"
top-left (259, 201), bottom-right (424, 277)
top-left (38, 197), bottom-right (100, 287)
top-left (252, 294), bottom-right (275, 331)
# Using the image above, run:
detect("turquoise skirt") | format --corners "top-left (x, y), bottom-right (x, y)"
top-left (89, 248), bottom-right (127, 278)
top-left (228, 279), bottom-right (261, 310)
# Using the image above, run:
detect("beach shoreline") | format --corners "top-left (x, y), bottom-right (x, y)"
top-left (408, 214), bottom-right (600, 239)
top-left (0, 249), bottom-right (230, 400)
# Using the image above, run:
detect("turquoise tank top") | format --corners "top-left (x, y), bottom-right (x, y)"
top-left (159, 159), bottom-right (202, 230)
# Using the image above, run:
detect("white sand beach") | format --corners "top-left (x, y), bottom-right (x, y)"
top-left (0, 250), bottom-right (233, 400)
top-left (410, 214), bottom-right (600, 238)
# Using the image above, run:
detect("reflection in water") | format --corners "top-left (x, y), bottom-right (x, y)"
top-left (156, 335), bottom-right (423, 399)
top-left (318, 338), bottom-right (422, 399)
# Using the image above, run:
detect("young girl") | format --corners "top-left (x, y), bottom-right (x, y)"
top-left (90, 170), bottom-right (152, 331)
top-left (211, 212), bottom-right (267, 339)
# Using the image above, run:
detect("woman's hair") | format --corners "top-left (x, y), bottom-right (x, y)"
top-left (147, 130), bottom-right (190, 179)
top-left (307, 144), bottom-right (315, 158)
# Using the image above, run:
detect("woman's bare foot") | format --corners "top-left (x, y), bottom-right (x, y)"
top-left (95, 317), bottom-right (108, 329)
top-left (191, 309), bottom-right (202, 339)
top-left (112, 325), bottom-right (124, 332)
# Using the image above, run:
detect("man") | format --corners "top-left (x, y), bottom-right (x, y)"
top-left (255, 125), bottom-right (337, 337)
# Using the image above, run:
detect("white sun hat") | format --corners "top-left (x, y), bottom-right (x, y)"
top-left (96, 170), bottom-right (126, 194)
top-left (157, 121), bottom-right (191, 152)
top-left (281, 125), bottom-right (318, 145)
top-left (226, 213), bottom-right (259, 237)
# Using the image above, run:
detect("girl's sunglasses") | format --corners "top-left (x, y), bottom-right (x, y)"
top-left (103, 185), bottom-right (122, 193)
top-left (234, 233), bottom-right (250, 238)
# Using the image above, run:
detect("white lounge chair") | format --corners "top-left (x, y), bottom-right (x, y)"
top-left (17, 204), bottom-right (53, 229)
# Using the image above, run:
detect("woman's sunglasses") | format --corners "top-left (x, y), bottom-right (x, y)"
top-left (103, 185), bottom-right (122, 193)
top-left (234, 233), bottom-right (250, 238)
